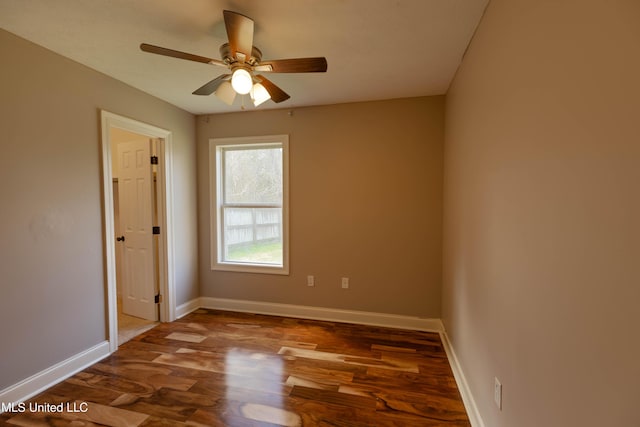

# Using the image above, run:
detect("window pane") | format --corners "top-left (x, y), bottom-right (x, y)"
top-left (211, 135), bottom-right (289, 274)
top-left (223, 207), bottom-right (283, 265)
top-left (224, 148), bottom-right (282, 204)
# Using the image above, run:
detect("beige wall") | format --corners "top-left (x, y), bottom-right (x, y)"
top-left (197, 97), bottom-right (444, 317)
top-left (443, 0), bottom-right (640, 426)
top-left (0, 29), bottom-right (198, 390)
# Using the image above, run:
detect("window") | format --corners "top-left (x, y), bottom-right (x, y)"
top-left (210, 135), bottom-right (289, 274)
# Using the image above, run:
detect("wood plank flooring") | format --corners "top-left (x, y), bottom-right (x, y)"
top-left (1, 309), bottom-right (470, 426)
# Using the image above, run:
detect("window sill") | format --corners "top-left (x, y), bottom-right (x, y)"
top-left (212, 262), bottom-right (289, 275)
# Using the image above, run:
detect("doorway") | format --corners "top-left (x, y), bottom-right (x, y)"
top-left (101, 111), bottom-right (176, 352)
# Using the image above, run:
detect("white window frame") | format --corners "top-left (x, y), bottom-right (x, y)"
top-left (210, 135), bottom-right (289, 275)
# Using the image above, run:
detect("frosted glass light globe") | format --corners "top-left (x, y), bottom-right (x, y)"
top-left (231, 69), bottom-right (252, 95)
top-left (251, 83), bottom-right (271, 106)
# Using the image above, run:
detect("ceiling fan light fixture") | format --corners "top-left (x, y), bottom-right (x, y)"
top-left (251, 83), bottom-right (271, 106)
top-left (215, 81), bottom-right (237, 105)
top-left (140, 10), bottom-right (327, 108)
top-left (231, 68), bottom-right (252, 94)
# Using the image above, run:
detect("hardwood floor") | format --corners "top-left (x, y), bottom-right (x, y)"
top-left (1, 309), bottom-right (470, 426)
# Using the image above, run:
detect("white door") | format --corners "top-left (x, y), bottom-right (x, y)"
top-left (117, 139), bottom-right (158, 321)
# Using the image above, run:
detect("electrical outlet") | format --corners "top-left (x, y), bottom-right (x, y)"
top-left (307, 275), bottom-right (315, 287)
top-left (494, 377), bottom-right (502, 410)
top-left (341, 277), bottom-right (349, 289)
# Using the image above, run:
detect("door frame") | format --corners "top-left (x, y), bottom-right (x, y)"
top-left (100, 110), bottom-right (176, 352)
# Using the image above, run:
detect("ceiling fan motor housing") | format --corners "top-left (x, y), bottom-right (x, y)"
top-left (219, 42), bottom-right (262, 66)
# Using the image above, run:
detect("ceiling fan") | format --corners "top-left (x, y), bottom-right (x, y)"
top-left (140, 10), bottom-right (328, 108)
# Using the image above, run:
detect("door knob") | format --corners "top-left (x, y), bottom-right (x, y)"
top-left (116, 236), bottom-right (125, 242)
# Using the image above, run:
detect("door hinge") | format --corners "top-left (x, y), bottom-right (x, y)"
top-left (155, 294), bottom-right (162, 304)
top-left (150, 155), bottom-right (158, 165)
top-left (152, 226), bottom-right (160, 235)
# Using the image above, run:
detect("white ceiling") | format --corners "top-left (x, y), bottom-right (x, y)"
top-left (0, 0), bottom-right (488, 115)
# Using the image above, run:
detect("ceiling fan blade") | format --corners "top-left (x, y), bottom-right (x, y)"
top-left (140, 43), bottom-right (226, 67)
top-left (192, 74), bottom-right (230, 95)
top-left (223, 10), bottom-right (254, 62)
top-left (256, 75), bottom-right (290, 103)
top-left (257, 57), bottom-right (328, 73)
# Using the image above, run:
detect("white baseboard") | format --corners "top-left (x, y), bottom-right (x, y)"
top-left (175, 298), bottom-right (202, 319)
top-left (179, 296), bottom-right (443, 332)
top-left (0, 341), bottom-right (110, 411)
top-left (440, 331), bottom-right (485, 427)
